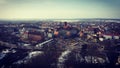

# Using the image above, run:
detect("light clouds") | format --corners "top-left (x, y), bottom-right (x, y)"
top-left (0, 0), bottom-right (7, 4)
top-left (0, 0), bottom-right (120, 20)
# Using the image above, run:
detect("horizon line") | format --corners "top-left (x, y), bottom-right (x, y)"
top-left (0, 18), bottom-right (120, 21)
top-left (0, 18), bottom-right (120, 20)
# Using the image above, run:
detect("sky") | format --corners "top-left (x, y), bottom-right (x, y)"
top-left (0, 0), bottom-right (120, 20)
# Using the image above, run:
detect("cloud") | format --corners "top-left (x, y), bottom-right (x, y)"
top-left (0, 0), bottom-right (14, 4)
top-left (0, 0), bottom-right (7, 4)
top-left (0, 0), bottom-right (54, 5)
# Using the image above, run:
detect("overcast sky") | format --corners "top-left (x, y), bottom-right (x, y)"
top-left (0, 0), bottom-right (120, 20)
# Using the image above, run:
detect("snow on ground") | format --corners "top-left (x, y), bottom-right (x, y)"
top-left (13, 51), bottom-right (43, 64)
